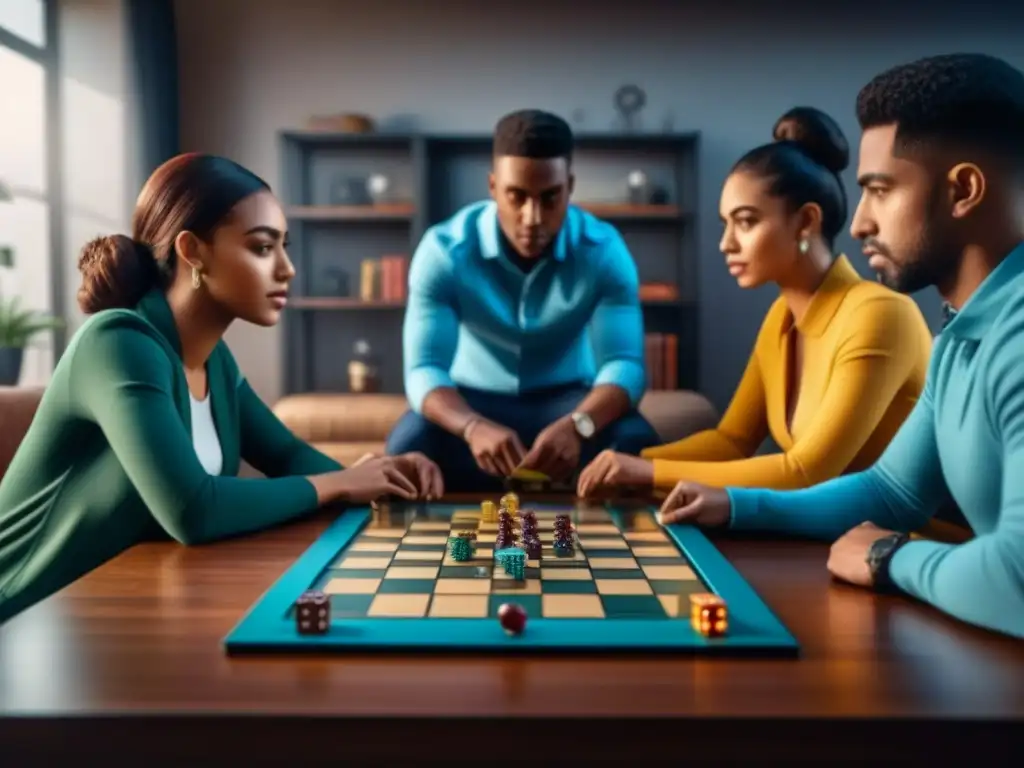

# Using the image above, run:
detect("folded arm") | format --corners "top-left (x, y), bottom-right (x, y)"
top-left (646, 296), bottom-right (929, 490)
top-left (74, 318), bottom-right (324, 545)
top-left (886, 322), bottom-right (1024, 638)
top-left (725, 382), bottom-right (944, 540)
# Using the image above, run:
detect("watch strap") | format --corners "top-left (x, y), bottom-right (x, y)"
top-left (868, 532), bottom-right (910, 593)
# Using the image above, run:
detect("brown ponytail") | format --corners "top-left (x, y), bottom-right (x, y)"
top-left (75, 152), bottom-right (270, 315)
top-left (76, 235), bottom-right (159, 314)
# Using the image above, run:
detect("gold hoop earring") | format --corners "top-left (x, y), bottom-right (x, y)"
top-left (798, 238), bottom-right (809, 254)
top-left (191, 265), bottom-right (202, 289)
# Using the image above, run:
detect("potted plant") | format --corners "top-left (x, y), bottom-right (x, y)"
top-left (0, 295), bottom-right (62, 386)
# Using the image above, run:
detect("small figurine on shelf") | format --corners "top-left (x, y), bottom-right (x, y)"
top-left (347, 339), bottom-right (381, 393)
top-left (627, 170), bottom-right (650, 204)
top-left (366, 173), bottom-right (390, 204)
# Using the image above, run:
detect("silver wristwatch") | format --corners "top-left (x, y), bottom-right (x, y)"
top-left (570, 411), bottom-right (595, 439)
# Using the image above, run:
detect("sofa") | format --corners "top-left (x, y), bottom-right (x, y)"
top-left (271, 389), bottom-right (720, 468)
top-left (0, 386), bottom-right (44, 480)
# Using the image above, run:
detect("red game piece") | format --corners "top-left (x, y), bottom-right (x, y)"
top-left (498, 602), bottom-right (527, 636)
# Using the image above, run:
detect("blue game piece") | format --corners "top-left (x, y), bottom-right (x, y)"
top-left (495, 547), bottom-right (526, 580)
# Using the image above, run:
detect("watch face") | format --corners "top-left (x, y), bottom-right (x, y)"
top-left (573, 413), bottom-right (595, 438)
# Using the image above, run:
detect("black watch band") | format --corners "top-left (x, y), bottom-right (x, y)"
top-left (867, 532), bottom-right (910, 593)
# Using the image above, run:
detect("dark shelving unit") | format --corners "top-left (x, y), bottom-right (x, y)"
top-left (277, 130), bottom-right (700, 396)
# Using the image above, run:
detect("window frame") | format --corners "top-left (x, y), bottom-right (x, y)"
top-left (0, 0), bottom-right (66, 358)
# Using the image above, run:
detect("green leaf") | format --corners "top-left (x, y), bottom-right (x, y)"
top-left (0, 295), bottom-right (63, 348)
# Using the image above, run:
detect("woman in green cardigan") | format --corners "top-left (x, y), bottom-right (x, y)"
top-left (0, 153), bottom-right (442, 625)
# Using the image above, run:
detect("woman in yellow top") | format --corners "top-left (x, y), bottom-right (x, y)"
top-left (577, 107), bottom-right (933, 496)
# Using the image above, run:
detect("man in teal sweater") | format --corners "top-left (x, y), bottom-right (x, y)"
top-left (658, 53), bottom-right (1024, 639)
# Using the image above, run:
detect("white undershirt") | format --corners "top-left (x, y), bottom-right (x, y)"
top-left (189, 390), bottom-right (224, 475)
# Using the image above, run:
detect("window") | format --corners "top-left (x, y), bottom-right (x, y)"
top-left (0, 1), bottom-right (55, 387)
top-left (0, 0), bottom-right (45, 48)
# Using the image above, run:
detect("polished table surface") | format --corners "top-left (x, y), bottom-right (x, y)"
top-left (1, 496), bottom-right (1022, 761)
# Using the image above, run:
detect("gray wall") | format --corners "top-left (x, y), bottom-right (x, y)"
top-left (174, 0), bottom-right (1023, 412)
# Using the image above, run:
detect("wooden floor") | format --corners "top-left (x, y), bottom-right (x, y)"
top-left (1, 497), bottom-right (1022, 762)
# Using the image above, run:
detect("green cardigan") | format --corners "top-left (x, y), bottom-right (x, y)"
top-left (0, 289), bottom-right (342, 624)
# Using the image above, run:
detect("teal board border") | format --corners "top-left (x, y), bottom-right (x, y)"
top-left (223, 504), bottom-right (799, 656)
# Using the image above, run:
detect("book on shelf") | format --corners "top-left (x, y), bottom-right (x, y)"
top-left (644, 332), bottom-right (678, 390)
top-left (358, 255), bottom-right (409, 302)
top-left (639, 282), bottom-right (679, 301)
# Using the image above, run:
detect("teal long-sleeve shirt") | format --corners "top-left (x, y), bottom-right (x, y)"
top-left (0, 288), bottom-right (342, 625)
top-left (725, 243), bottom-right (1024, 639)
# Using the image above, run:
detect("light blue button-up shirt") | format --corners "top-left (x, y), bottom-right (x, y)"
top-left (402, 200), bottom-right (647, 412)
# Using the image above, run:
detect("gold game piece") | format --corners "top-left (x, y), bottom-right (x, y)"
top-left (500, 492), bottom-right (519, 513)
top-left (481, 500), bottom-right (498, 523)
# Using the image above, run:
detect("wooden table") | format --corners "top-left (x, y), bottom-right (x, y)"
top-left (1, 496), bottom-right (1022, 762)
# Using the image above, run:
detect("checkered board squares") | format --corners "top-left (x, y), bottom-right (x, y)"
top-left (224, 500), bottom-right (800, 656)
top-left (313, 504), bottom-right (708, 621)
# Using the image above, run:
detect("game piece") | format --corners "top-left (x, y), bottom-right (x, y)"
top-left (553, 515), bottom-right (574, 543)
top-left (522, 536), bottom-right (542, 560)
top-left (496, 547), bottom-right (526, 580)
top-left (500, 492), bottom-right (519, 513)
top-left (448, 532), bottom-right (475, 561)
top-left (498, 602), bottom-right (528, 636)
top-left (690, 593), bottom-right (728, 637)
top-left (481, 500), bottom-right (498, 523)
top-left (295, 589), bottom-right (329, 635)
top-left (494, 509), bottom-right (518, 550)
top-left (510, 467), bottom-right (549, 481)
top-left (225, 502), bottom-right (798, 656)
top-left (552, 537), bottom-right (575, 557)
top-left (519, 509), bottom-right (538, 534)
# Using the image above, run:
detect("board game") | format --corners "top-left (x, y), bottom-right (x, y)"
top-left (223, 497), bottom-right (799, 655)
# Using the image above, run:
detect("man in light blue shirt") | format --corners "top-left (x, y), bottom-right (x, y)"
top-left (386, 110), bottom-right (660, 492)
top-left (657, 53), bottom-right (1024, 639)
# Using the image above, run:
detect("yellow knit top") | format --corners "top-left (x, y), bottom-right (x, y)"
top-left (642, 255), bottom-right (933, 490)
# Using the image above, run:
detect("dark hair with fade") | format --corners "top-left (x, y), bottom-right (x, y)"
top-left (493, 109), bottom-right (574, 164)
top-left (855, 53), bottom-right (1024, 174)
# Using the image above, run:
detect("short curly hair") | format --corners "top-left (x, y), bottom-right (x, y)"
top-left (856, 53), bottom-right (1024, 171)
top-left (493, 109), bottom-right (573, 163)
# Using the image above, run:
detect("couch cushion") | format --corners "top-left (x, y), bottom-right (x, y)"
top-left (0, 386), bottom-right (44, 481)
top-left (274, 389), bottom-right (719, 446)
top-left (274, 393), bottom-right (408, 443)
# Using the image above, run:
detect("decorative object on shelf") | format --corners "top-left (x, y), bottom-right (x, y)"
top-left (613, 84), bottom-right (646, 132)
top-left (329, 175), bottom-right (371, 205)
top-left (321, 267), bottom-right (349, 296)
top-left (306, 113), bottom-right (375, 133)
top-left (650, 187), bottom-right (670, 204)
top-left (347, 339), bottom-right (381, 393)
top-left (366, 174), bottom-right (390, 204)
top-left (627, 170), bottom-right (650, 204)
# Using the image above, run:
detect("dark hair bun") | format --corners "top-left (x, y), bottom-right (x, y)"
top-left (77, 234), bottom-right (157, 314)
top-left (772, 107), bottom-right (849, 174)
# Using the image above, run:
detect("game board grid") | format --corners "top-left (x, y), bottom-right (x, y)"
top-left (309, 506), bottom-right (711, 621)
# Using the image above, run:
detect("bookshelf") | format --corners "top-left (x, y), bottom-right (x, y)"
top-left (277, 130), bottom-right (700, 396)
